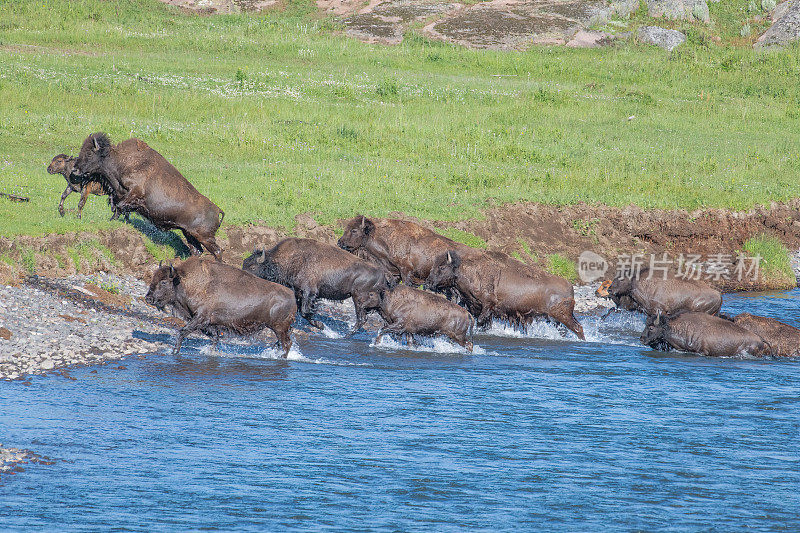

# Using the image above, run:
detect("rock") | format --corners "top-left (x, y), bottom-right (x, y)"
top-left (0, 327), bottom-right (10, 341)
top-left (755, 0), bottom-right (800, 47)
top-left (40, 359), bottom-right (55, 370)
top-left (423, 0), bottom-right (612, 50)
top-left (566, 29), bottom-right (615, 47)
top-left (638, 25), bottom-right (687, 50)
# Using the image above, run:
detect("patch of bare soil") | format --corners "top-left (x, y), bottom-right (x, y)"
top-left (1, 204), bottom-right (798, 292)
top-left (442, 200), bottom-right (800, 291)
top-left (343, 1), bottom-right (462, 44)
top-left (321, 0), bottom-right (615, 48)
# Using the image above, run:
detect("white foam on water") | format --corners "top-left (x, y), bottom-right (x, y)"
top-left (482, 312), bottom-right (646, 347)
top-left (255, 345), bottom-right (370, 367)
top-left (369, 335), bottom-right (491, 355)
top-left (318, 325), bottom-right (344, 339)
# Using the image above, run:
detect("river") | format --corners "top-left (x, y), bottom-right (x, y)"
top-left (2, 290), bottom-right (799, 531)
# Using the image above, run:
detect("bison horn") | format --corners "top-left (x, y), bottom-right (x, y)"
top-left (360, 215), bottom-right (366, 229)
top-left (447, 251), bottom-right (452, 264)
top-left (159, 260), bottom-right (163, 269)
top-left (93, 136), bottom-right (100, 151)
top-left (257, 249), bottom-right (266, 264)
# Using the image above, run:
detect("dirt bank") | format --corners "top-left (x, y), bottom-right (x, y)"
top-left (1, 202), bottom-right (799, 291)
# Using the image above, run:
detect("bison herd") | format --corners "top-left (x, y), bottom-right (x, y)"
top-left (49, 133), bottom-right (800, 359)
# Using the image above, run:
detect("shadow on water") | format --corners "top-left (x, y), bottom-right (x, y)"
top-left (126, 215), bottom-right (191, 259)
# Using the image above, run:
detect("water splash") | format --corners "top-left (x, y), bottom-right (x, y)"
top-left (483, 312), bottom-right (645, 347)
top-left (370, 335), bottom-right (490, 355)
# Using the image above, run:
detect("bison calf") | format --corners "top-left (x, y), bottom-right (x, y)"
top-left (375, 285), bottom-right (474, 351)
top-left (145, 257), bottom-right (296, 356)
top-left (243, 238), bottom-right (389, 336)
top-left (48, 154), bottom-right (110, 219)
top-left (641, 311), bottom-right (770, 358)
top-left (732, 313), bottom-right (800, 358)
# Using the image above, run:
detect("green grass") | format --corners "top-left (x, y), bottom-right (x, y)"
top-left (66, 239), bottom-right (117, 271)
top-left (143, 239), bottom-right (176, 263)
top-left (742, 235), bottom-right (795, 287)
top-left (0, 0), bottom-right (799, 238)
top-left (438, 227), bottom-right (487, 249)
top-left (546, 253), bottom-right (577, 282)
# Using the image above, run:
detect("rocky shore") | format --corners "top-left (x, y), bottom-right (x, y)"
top-left (0, 272), bottom-right (611, 382)
top-left (0, 273), bottom-right (173, 381)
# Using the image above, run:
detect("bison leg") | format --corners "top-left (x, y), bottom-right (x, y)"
top-left (198, 236), bottom-right (223, 262)
top-left (174, 315), bottom-right (206, 356)
top-left (182, 232), bottom-right (205, 256)
top-left (58, 186), bottom-right (72, 217)
top-left (299, 290), bottom-right (324, 330)
top-left (349, 295), bottom-right (370, 336)
top-left (271, 324), bottom-right (292, 358)
top-left (376, 323), bottom-right (403, 344)
top-left (76, 187), bottom-right (90, 220)
top-left (548, 298), bottom-right (585, 341)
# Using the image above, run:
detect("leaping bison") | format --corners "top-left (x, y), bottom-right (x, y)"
top-left (71, 132), bottom-right (224, 260)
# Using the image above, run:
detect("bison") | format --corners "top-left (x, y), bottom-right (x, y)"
top-left (374, 285), bottom-right (474, 351)
top-left (424, 249), bottom-right (585, 340)
top-left (597, 268), bottom-right (722, 317)
top-left (71, 133), bottom-right (225, 259)
top-left (732, 313), bottom-right (800, 358)
top-left (640, 311), bottom-right (770, 358)
top-left (337, 215), bottom-right (469, 285)
top-left (48, 154), bottom-right (115, 220)
top-left (145, 257), bottom-right (296, 356)
top-left (243, 238), bottom-right (390, 336)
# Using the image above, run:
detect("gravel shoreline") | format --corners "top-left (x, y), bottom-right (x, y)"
top-left (0, 272), bottom-right (613, 381)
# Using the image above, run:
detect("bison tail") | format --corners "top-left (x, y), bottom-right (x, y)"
top-left (218, 208), bottom-right (225, 227)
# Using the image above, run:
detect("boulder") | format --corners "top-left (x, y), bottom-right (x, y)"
top-left (638, 25), bottom-right (686, 50)
top-left (755, 0), bottom-right (800, 47)
top-left (644, 0), bottom-right (710, 22)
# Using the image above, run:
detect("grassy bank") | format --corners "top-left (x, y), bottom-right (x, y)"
top-left (0, 0), bottom-right (799, 237)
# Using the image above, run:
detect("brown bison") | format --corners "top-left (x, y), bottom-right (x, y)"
top-left (374, 285), bottom-right (474, 351)
top-left (71, 133), bottom-right (224, 259)
top-left (337, 215), bottom-right (469, 285)
top-left (48, 154), bottom-right (114, 219)
top-left (597, 268), bottom-right (722, 317)
top-left (424, 250), bottom-right (585, 340)
top-left (243, 238), bottom-right (390, 336)
top-left (732, 313), bottom-right (800, 358)
top-left (145, 257), bottom-right (296, 357)
top-left (641, 312), bottom-right (770, 358)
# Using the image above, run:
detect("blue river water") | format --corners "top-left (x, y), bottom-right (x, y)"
top-left (2, 290), bottom-right (799, 531)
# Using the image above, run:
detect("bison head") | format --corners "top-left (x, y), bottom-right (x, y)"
top-left (338, 215), bottom-right (375, 252)
top-left (145, 262), bottom-right (179, 311)
top-left (640, 312), bottom-right (669, 350)
top-left (242, 248), bottom-right (281, 283)
top-left (47, 154), bottom-right (76, 178)
top-left (424, 250), bottom-right (461, 292)
top-left (73, 132), bottom-right (111, 181)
